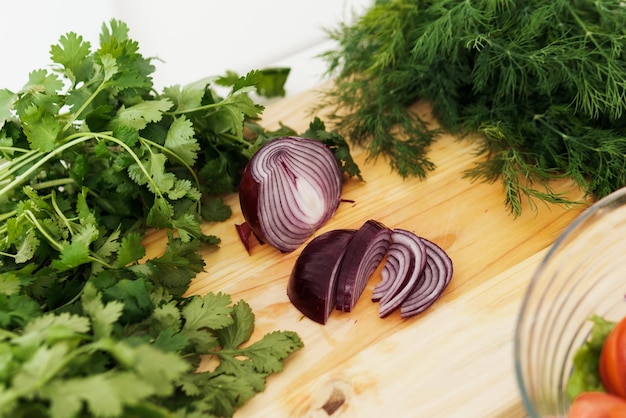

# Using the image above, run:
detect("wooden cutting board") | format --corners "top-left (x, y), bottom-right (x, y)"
top-left (145, 87), bottom-right (588, 418)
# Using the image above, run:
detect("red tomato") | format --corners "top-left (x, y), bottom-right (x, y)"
top-left (600, 317), bottom-right (626, 398)
top-left (568, 392), bottom-right (626, 418)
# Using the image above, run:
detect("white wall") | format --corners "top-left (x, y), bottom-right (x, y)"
top-left (1, 0), bottom-right (372, 94)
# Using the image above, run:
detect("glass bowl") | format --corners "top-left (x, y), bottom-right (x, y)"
top-left (515, 186), bottom-right (626, 417)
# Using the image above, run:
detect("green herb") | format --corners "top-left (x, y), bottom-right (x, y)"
top-left (566, 315), bottom-right (615, 401)
top-left (0, 19), bottom-right (359, 417)
top-left (0, 282), bottom-right (303, 417)
top-left (320, 0), bottom-right (626, 215)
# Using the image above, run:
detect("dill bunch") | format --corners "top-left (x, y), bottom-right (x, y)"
top-left (320, 0), bottom-right (626, 215)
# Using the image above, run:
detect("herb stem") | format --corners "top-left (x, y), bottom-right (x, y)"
top-left (89, 132), bottom-right (167, 202)
top-left (0, 149), bottom-right (41, 183)
top-left (23, 210), bottom-right (64, 252)
top-left (50, 191), bottom-right (75, 235)
top-left (168, 101), bottom-right (223, 115)
top-left (31, 177), bottom-right (76, 191)
top-left (62, 81), bottom-right (107, 133)
top-left (140, 136), bottom-right (201, 188)
top-left (0, 135), bottom-right (94, 197)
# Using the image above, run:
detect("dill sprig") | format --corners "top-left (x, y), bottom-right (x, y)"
top-left (319, 0), bottom-right (626, 215)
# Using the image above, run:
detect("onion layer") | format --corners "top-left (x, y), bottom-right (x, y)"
top-left (287, 229), bottom-right (356, 324)
top-left (373, 229), bottom-right (427, 318)
top-left (239, 136), bottom-right (343, 252)
top-left (399, 237), bottom-right (453, 318)
top-left (335, 220), bottom-right (392, 312)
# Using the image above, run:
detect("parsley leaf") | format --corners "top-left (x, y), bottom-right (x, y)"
top-left (0, 17), bottom-right (347, 417)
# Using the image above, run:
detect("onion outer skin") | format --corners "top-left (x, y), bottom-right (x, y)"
top-left (239, 136), bottom-right (343, 252)
top-left (335, 219), bottom-right (392, 312)
top-left (400, 237), bottom-right (453, 318)
top-left (375, 229), bottom-right (427, 318)
top-left (287, 229), bottom-right (356, 324)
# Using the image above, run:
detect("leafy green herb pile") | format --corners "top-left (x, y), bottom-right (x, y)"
top-left (567, 315), bottom-right (614, 400)
top-left (0, 20), bottom-right (359, 417)
top-left (321, 0), bottom-right (626, 215)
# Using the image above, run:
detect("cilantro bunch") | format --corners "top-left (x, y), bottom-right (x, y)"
top-left (321, 0), bottom-right (626, 215)
top-left (0, 19), bottom-right (366, 417)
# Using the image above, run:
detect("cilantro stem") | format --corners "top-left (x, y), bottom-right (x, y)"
top-left (31, 177), bottom-right (75, 191)
top-left (23, 210), bottom-right (63, 252)
top-left (50, 191), bottom-right (76, 235)
top-left (0, 210), bottom-right (16, 224)
top-left (61, 80), bottom-right (108, 134)
top-left (0, 148), bottom-right (41, 183)
top-left (168, 101), bottom-right (224, 115)
top-left (0, 135), bottom-right (93, 197)
top-left (88, 132), bottom-right (167, 202)
top-left (141, 136), bottom-right (201, 189)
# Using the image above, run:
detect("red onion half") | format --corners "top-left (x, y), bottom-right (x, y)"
top-left (373, 229), bottom-right (427, 318)
top-left (287, 229), bottom-right (356, 324)
top-left (239, 136), bottom-right (343, 252)
top-left (335, 220), bottom-right (392, 312)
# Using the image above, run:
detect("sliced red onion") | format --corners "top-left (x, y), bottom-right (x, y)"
top-left (335, 220), bottom-right (392, 312)
top-left (400, 237), bottom-right (453, 318)
top-left (235, 222), bottom-right (254, 254)
top-left (286, 219), bottom-right (453, 324)
top-left (374, 229), bottom-right (427, 318)
top-left (239, 136), bottom-right (342, 252)
top-left (287, 229), bottom-right (356, 324)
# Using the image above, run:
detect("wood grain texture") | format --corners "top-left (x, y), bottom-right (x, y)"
top-left (145, 87), bottom-right (589, 418)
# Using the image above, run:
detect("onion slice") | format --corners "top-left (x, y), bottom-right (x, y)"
top-left (287, 229), bottom-right (356, 324)
top-left (335, 219), bottom-right (392, 312)
top-left (400, 237), bottom-right (453, 318)
top-left (373, 229), bottom-right (427, 318)
top-left (238, 136), bottom-right (343, 252)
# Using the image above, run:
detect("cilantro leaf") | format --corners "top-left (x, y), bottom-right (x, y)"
top-left (201, 196), bottom-right (232, 222)
top-left (209, 91), bottom-right (263, 138)
top-left (162, 84), bottom-right (204, 113)
top-left (49, 31), bottom-right (93, 83)
top-left (102, 278), bottom-right (154, 324)
top-left (51, 223), bottom-right (99, 272)
top-left (302, 117), bottom-right (363, 180)
top-left (0, 88), bottom-right (16, 129)
top-left (116, 232), bottom-right (145, 267)
top-left (81, 282), bottom-right (124, 339)
top-left (183, 292), bottom-right (233, 331)
top-left (164, 115), bottom-right (200, 166)
top-left (253, 67), bottom-right (290, 98)
top-left (148, 239), bottom-right (205, 296)
top-left (42, 372), bottom-right (155, 418)
top-left (236, 330), bottom-right (304, 374)
top-left (110, 99), bottom-right (172, 130)
top-left (23, 113), bottom-right (61, 152)
top-left (217, 300), bottom-right (255, 349)
top-left (153, 327), bottom-right (189, 352)
top-left (0, 17), bottom-right (330, 418)
top-left (0, 293), bottom-right (42, 329)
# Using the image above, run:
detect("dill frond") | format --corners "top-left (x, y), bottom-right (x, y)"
top-left (318, 0), bottom-right (626, 216)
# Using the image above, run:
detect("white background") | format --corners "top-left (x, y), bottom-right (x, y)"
top-left (1, 0), bottom-right (373, 95)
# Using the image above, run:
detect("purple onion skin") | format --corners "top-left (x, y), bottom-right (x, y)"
top-left (287, 229), bottom-right (356, 324)
top-left (335, 220), bottom-right (392, 312)
top-left (239, 163), bottom-right (263, 242)
top-left (239, 136), bottom-right (342, 253)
